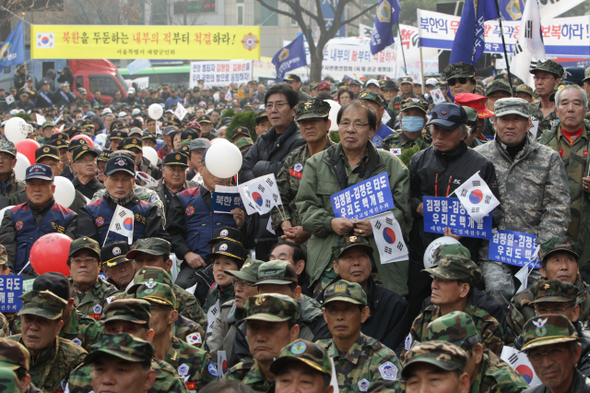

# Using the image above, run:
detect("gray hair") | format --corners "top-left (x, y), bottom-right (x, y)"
top-left (555, 84), bottom-right (588, 108)
top-left (459, 124), bottom-right (469, 137)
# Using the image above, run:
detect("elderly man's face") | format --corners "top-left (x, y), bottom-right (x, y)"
top-left (495, 114), bottom-right (531, 147)
top-left (338, 105), bottom-right (375, 153)
top-left (556, 88), bottom-right (586, 131)
top-left (21, 314), bottom-right (63, 355)
top-left (162, 165), bottom-right (186, 190)
top-left (25, 179), bottom-right (55, 207)
top-left (540, 251), bottom-right (579, 284)
top-left (431, 125), bottom-right (465, 152)
top-left (527, 343), bottom-right (580, 391)
top-left (104, 172), bottom-right (135, 199)
top-left (533, 71), bottom-right (560, 98)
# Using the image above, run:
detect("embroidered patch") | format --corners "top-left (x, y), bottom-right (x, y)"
top-left (95, 217), bottom-right (104, 226)
top-left (72, 338), bottom-right (82, 346)
top-left (358, 379), bottom-right (369, 392)
top-left (186, 332), bottom-right (202, 345)
top-left (390, 148), bottom-right (402, 155)
top-left (405, 333), bottom-right (412, 351)
top-left (15, 221), bottom-right (23, 230)
top-left (291, 341), bottom-right (306, 355)
top-left (378, 361), bottom-right (398, 381)
top-left (93, 304), bottom-right (102, 314)
top-left (112, 247), bottom-right (121, 256)
top-left (293, 163), bottom-right (303, 172)
top-left (207, 361), bottom-right (218, 377)
top-left (178, 364), bottom-right (189, 376)
top-left (220, 229), bottom-right (229, 237)
top-left (185, 206), bottom-right (195, 216)
top-left (533, 317), bottom-right (548, 337)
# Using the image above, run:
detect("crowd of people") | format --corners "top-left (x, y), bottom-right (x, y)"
top-left (0, 58), bottom-right (590, 393)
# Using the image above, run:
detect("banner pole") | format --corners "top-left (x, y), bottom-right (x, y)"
top-left (493, 0), bottom-right (514, 93)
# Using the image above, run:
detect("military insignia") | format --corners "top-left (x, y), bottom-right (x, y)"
top-left (220, 229), bottom-right (229, 237)
top-left (132, 139), bottom-right (138, 144)
top-left (207, 361), bottom-right (219, 377)
top-left (255, 296), bottom-right (266, 306)
top-left (405, 333), bottom-right (412, 351)
top-left (116, 158), bottom-right (125, 166)
top-left (95, 217), bottom-right (104, 226)
top-left (358, 379), bottom-right (370, 392)
top-left (293, 163), bottom-right (303, 172)
top-left (106, 296), bottom-right (116, 304)
top-left (441, 111), bottom-right (447, 115)
top-left (543, 283), bottom-right (550, 290)
top-left (390, 148), bottom-right (402, 155)
top-left (412, 98), bottom-right (419, 103)
top-left (291, 340), bottom-right (307, 355)
top-left (378, 361), bottom-right (398, 381)
top-left (15, 221), bottom-right (23, 230)
top-left (151, 193), bottom-right (158, 203)
top-left (93, 304), bottom-right (102, 314)
top-left (242, 262), bottom-right (251, 269)
top-left (533, 317), bottom-right (548, 337)
top-left (219, 243), bottom-right (228, 251)
top-left (348, 236), bottom-right (357, 242)
top-left (72, 337), bottom-right (82, 346)
top-left (185, 206), bottom-right (195, 216)
top-left (80, 139), bottom-right (86, 144)
top-left (145, 278), bottom-right (156, 289)
top-left (112, 247), bottom-right (121, 256)
top-left (178, 364), bottom-right (189, 376)
top-left (187, 332), bottom-right (202, 345)
top-left (335, 284), bottom-right (346, 293)
top-left (82, 145), bottom-right (88, 150)
top-left (43, 147), bottom-right (50, 153)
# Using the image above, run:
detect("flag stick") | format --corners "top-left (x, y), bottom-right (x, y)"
top-left (397, 23), bottom-right (408, 75)
top-left (492, 0), bottom-right (514, 93)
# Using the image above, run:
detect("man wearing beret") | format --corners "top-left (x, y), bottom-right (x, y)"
top-left (427, 311), bottom-right (528, 393)
top-left (475, 98), bottom-right (570, 307)
top-left (0, 338), bottom-right (42, 393)
top-left (382, 98), bottom-right (431, 155)
top-left (0, 164), bottom-right (77, 278)
top-left (151, 152), bottom-right (198, 220)
top-left (521, 314), bottom-right (590, 392)
top-left (529, 59), bottom-right (564, 133)
top-left (71, 144), bottom-right (104, 199)
top-left (320, 279), bottom-right (401, 392)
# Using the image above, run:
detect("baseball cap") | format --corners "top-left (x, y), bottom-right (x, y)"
top-left (284, 74), bottom-right (301, 83)
top-left (32, 272), bottom-right (70, 301)
top-left (530, 280), bottom-right (583, 305)
top-left (402, 341), bottom-right (468, 378)
top-left (121, 137), bottom-right (143, 151)
top-left (422, 255), bottom-right (482, 287)
top-left (84, 333), bottom-right (154, 365)
top-left (35, 145), bottom-right (60, 162)
top-left (270, 340), bottom-right (332, 377)
top-left (515, 84), bottom-right (534, 98)
top-left (25, 164), bottom-right (54, 181)
top-left (197, 115), bottom-right (211, 124)
top-left (530, 59), bottom-right (564, 79)
top-left (538, 236), bottom-right (579, 263)
top-left (69, 236), bottom-right (101, 259)
top-left (207, 241), bottom-right (248, 266)
top-left (135, 280), bottom-right (176, 308)
top-left (101, 299), bottom-right (151, 325)
top-left (225, 259), bottom-right (265, 283)
top-left (401, 98), bottom-right (428, 114)
top-left (255, 260), bottom-right (298, 286)
top-left (295, 99), bottom-right (331, 122)
top-left (333, 235), bottom-right (373, 260)
top-left (358, 91), bottom-right (383, 107)
top-left (189, 138), bottom-right (211, 152)
top-left (444, 63), bottom-right (476, 79)
top-left (323, 280), bottom-right (367, 306)
top-left (18, 290), bottom-right (67, 320)
top-left (72, 144), bottom-right (98, 162)
top-left (426, 311), bottom-right (479, 348)
top-left (208, 227), bottom-right (244, 245)
top-left (0, 140), bottom-right (16, 157)
top-left (127, 238), bottom-right (172, 259)
top-left (399, 76), bottom-right (413, 85)
top-left (104, 156), bottom-right (135, 177)
top-left (318, 82), bottom-right (331, 91)
top-left (494, 97), bottom-right (530, 118)
top-left (244, 294), bottom-right (299, 322)
top-left (127, 87), bottom-right (136, 95)
top-left (426, 78), bottom-right (439, 87)
top-left (102, 241), bottom-right (131, 268)
top-left (163, 152), bottom-right (188, 167)
top-left (127, 266), bottom-right (175, 295)
top-left (366, 79), bottom-right (379, 88)
top-left (426, 103), bottom-right (467, 131)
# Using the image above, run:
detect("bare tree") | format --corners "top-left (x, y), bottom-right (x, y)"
top-left (256, 0), bottom-right (379, 81)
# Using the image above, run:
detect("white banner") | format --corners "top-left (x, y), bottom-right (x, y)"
top-left (370, 211), bottom-right (408, 264)
top-left (189, 60), bottom-right (252, 88)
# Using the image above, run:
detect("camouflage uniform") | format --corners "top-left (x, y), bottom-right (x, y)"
top-left (0, 368), bottom-right (19, 392)
top-left (529, 60), bottom-right (564, 134)
top-left (0, 312), bottom-right (8, 337)
top-left (70, 277), bottom-right (119, 320)
top-left (386, 92), bottom-right (420, 128)
top-left (225, 358), bottom-right (274, 393)
top-left (381, 130), bottom-right (431, 155)
top-left (165, 336), bottom-right (218, 392)
top-left (90, 184), bottom-right (166, 226)
top-left (269, 339), bottom-right (332, 385)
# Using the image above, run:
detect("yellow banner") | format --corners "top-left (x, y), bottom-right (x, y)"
top-left (31, 25), bottom-right (261, 60)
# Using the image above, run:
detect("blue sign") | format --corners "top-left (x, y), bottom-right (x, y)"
top-left (423, 196), bottom-right (492, 239)
top-left (0, 275), bottom-right (23, 312)
top-left (331, 173), bottom-right (394, 220)
top-left (321, 0), bottom-right (345, 38)
top-left (489, 230), bottom-right (541, 269)
top-left (127, 59), bottom-right (152, 75)
top-left (212, 192), bottom-right (243, 213)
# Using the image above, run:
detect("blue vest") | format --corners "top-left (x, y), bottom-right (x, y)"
top-left (11, 202), bottom-right (75, 272)
top-left (178, 187), bottom-right (237, 259)
top-left (85, 197), bottom-right (149, 245)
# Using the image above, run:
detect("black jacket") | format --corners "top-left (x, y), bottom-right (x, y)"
top-left (72, 176), bottom-right (105, 200)
top-left (523, 368), bottom-right (590, 393)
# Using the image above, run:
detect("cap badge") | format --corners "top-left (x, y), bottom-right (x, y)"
top-left (219, 243), bottom-right (228, 252)
top-left (43, 147), bottom-right (49, 152)
top-left (145, 278), bottom-right (156, 289)
top-left (220, 229), bottom-right (229, 237)
top-left (112, 247), bottom-right (121, 256)
top-left (543, 283), bottom-right (551, 290)
top-left (242, 262), bottom-right (251, 269)
top-left (255, 296), bottom-right (266, 306)
top-left (335, 284), bottom-right (346, 293)
top-left (304, 102), bottom-right (313, 110)
top-left (116, 158), bottom-right (125, 166)
top-left (176, 154), bottom-right (181, 160)
top-left (441, 111), bottom-right (447, 115)
top-left (132, 139), bottom-right (137, 144)
top-left (291, 341), bottom-right (307, 355)
top-left (349, 236), bottom-right (357, 242)
top-left (533, 317), bottom-right (548, 337)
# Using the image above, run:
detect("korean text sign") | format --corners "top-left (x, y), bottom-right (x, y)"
top-left (489, 230), bottom-right (541, 269)
top-left (31, 25), bottom-right (261, 60)
top-left (423, 196), bottom-right (492, 239)
top-left (331, 173), bottom-right (395, 220)
top-left (190, 61), bottom-right (252, 88)
top-left (0, 275), bottom-right (23, 312)
top-left (212, 191), bottom-right (243, 213)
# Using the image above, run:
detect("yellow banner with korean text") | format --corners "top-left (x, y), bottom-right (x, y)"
top-left (31, 25), bottom-right (261, 60)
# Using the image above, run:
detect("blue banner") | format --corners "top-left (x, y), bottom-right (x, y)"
top-left (0, 20), bottom-right (25, 69)
top-left (0, 275), bottom-right (23, 312)
top-left (331, 173), bottom-right (394, 220)
top-left (321, 0), bottom-right (345, 38)
top-left (272, 34), bottom-right (307, 83)
top-left (489, 230), bottom-right (541, 268)
top-left (127, 58), bottom-right (152, 75)
top-left (423, 196), bottom-right (492, 239)
top-left (370, 0), bottom-right (401, 55)
top-left (212, 192), bottom-right (243, 213)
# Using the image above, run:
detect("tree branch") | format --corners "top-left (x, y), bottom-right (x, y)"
top-left (256, 0), bottom-right (296, 19)
top-left (341, 2), bottom-right (377, 25)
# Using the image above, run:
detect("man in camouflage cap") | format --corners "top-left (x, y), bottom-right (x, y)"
top-left (358, 91), bottom-right (392, 148)
top-left (271, 98), bottom-right (334, 241)
top-left (444, 63), bottom-right (477, 98)
top-left (402, 340), bottom-right (470, 393)
top-left (320, 279), bottom-right (401, 392)
top-left (485, 79), bottom-right (512, 114)
top-left (529, 59), bottom-right (564, 133)
top-left (515, 84), bottom-right (534, 103)
top-left (225, 294), bottom-right (300, 393)
top-left (0, 139), bottom-right (26, 205)
top-left (0, 338), bottom-right (42, 393)
top-left (271, 339), bottom-right (333, 393)
top-left (8, 290), bottom-right (86, 392)
top-left (409, 253), bottom-right (505, 357)
top-left (386, 75), bottom-right (421, 128)
top-left (426, 311), bottom-right (528, 393)
top-left (84, 333), bottom-right (157, 393)
top-left (521, 315), bottom-right (590, 392)
top-left (382, 97), bottom-right (431, 156)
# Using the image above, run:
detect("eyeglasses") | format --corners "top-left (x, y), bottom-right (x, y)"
top-left (533, 75), bottom-right (554, 82)
top-left (527, 346), bottom-right (568, 363)
top-left (448, 78), bottom-right (468, 86)
top-left (104, 323), bottom-right (146, 335)
top-left (232, 279), bottom-right (253, 288)
top-left (266, 102), bottom-right (287, 110)
top-left (339, 121), bottom-right (369, 130)
top-left (71, 257), bottom-right (98, 265)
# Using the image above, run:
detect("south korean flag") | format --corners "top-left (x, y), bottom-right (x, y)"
top-left (370, 211), bottom-right (408, 264)
top-left (454, 171), bottom-right (499, 221)
top-left (238, 173), bottom-right (283, 215)
top-left (36, 33), bottom-right (55, 48)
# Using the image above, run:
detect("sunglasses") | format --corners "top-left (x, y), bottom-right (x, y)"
top-left (448, 78), bottom-right (469, 86)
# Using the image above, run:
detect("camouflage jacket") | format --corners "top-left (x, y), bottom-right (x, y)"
top-left (173, 315), bottom-right (205, 347)
top-left (410, 303), bottom-right (505, 357)
top-left (508, 275), bottom-right (590, 337)
top-left (8, 335), bottom-right (86, 393)
top-left (271, 138), bottom-right (335, 235)
top-left (139, 156), bottom-right (162, 181)
top-left (164, 336), bottom-right (218, 392)
top-left (69, 278), bottom-right (119, 320)
top-left (386, 93), bottom-right (420, 128)
top-left (0, 172), bottom-right (26, 205)
top-left (537, 120), bottom-right (590, 240)
top-left (0, 312), bottom-right (8, 337)
top-left (474, 134), bottom-right (571, 261)
top-left (225, 358), bottom-right (274, 393)
top-left (173, 283), bottom-right (207, 328)
top-left (90, 185), bottom-right (166, 226)
top-left (67, 358), bottom-right (190, 393)
top-left (530, 100), bottom-right (560, 134)
top-left (471, 350), bottom-right (529, 393)
top-left (381, 130), bottom-right (431, 155)
top-left (320, 333), bottom-right (401, 393)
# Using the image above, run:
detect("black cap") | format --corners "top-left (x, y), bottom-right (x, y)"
top-left (48, 138), bottom-right (68, 150)
top-left (181, 129), bottom-right (200, 140)
top-left (197, 115), bottom-right (211, 124)
top-left (105, 156), bottom-right (136, 177)
top-left (231, 127), bottom-right (251, 141)
top-left (162, 125), bottom-right (179, 137)
top-left (66, 125), bottom-right (83, 138)
top-left (33, 272), bottom-right (70, 301)
top-left (141, 131), bottom-right (156, 142)
top-left (97, 149), bottom-right (112, 162)
top-left (163, 152), bottom-right (188, 167)
top-left (68, 137), bottom-right (89, 151)
top-left (48, 132), bottom-right (69, 143)
top-left (73, 144), bottom-right (98, 162)
top-left (284, 74), bottom-right (302, 83)
top-left (206, 241), bottom-right (248, 268)
top-left (35, 145), bottom-right (60, 162)
top-left (209, 227), bottom-right (244, 245)
top-left (101, 242), bottom-right (131, 268)
top-left (121, 137), bottom-right (143, 151)
top-left (110, 130), bottom-right (128, 140)
top-left (25, 164), bottom-right (54, 181)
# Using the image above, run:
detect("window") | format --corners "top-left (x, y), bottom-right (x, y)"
top-left (89, 75), bottom-right (121, 98)
top-left (75, 76), bottom-right (83, 90)
top-left (255, 0), bottom-right (278, 26)
top-left (237, 3), bottom-right (244, 25)
top-left (291, 17), bottom-right (298, 26)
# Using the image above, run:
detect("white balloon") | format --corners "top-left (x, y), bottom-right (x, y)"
top-left (142, 146), bottom-right (158, 166)
top-left (94, 134), bottom-right (107, 147)
top-left (205, 141), bottom-right (243, 179)
top-left (53, 176), bottom-right (76, 208)
top-left (0, 205), bottom-right (14, 220)
top-left (148, 104), bottom-right (164, 120)
top-left (210, 138), bottom-right (231, 145)
top-left (5, 117), bottom-right (28, 143)
top-left (423, 236), bottom-right (461, 269)
top-left (14, 153), bottom-right (30, 180)
top-left (324, 99), bottom-right (341, 131)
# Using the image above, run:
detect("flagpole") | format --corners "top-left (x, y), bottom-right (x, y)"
top-left (397, 23), bottom-right (408, 75)
top-left (492, 0), bottom-right (514, 93)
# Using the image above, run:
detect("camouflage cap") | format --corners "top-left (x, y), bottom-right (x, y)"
top-left (294, 99), bottom-right (331, 122)
top-left (84, 333), bottom-right (154, 365)
top-left (270, 339), bottom-right (332, 377)
top-left (539, 236), bottom-right (579, 263)
top-left (244, 294), bottom-right (299, 322)
top-left (69, 236), bottom-right (101, 260)
top-left (0, 367), bottom-right (19, 392)
top-left (18, 289), bottom-right (67, 320)
top-left (226, 259), bottom-right (265, 283)
top-left (101, 298), bottom-right (151, 325)
top-left (494, 97), bottom-right (529, 118)
top-left (0, 339), bottom-right (30, 371)
top-left (426, 311), bottom-right (479, 348)
top-left (127, 266), bottom-right (173, 294)
top-left (236, 137), bottom-right (254, 150)
top-left (530, 280), bottom-right (583, 304)
top-left (0, 140), bottom-right (16, 157)
top-left (401, 98), bottom-right (428, 114)
top-left (358, 91), bottom-right (383, 107)
top-left (433, 243), bottom-right (471, 260)
top-left (402, 340), bottom-right (468, 378)
top-left (522, 314), bottom-right (578, 351)
top-left (0, 244), bottom-right (6, 266)
top-left (333, 235), bottom-right (373, 260)
top-left (324, 279), bottom-right (367, 306)
top-left (135, 281), bottom-right (177, 308)
top-left (582, 66), bottom-right (590, 83)
top-left (422, 255), bottom-right (482, 287)
top-left (444, 62), bottom-right (475, 79)
top-left (464, 107), bottom-right (478, 126)
top-left (530, 59), bottom-right (564, 79)
top-left (127, 237), bottom-right (172, 259)
top-left (399, 76), bottom-right (413, 85)
top-left (485, 79), bottom-right (512, 97)
top-left (515, 84), bottom-right (534, 98)
top-left (254, 260), bottom-right (298, 286)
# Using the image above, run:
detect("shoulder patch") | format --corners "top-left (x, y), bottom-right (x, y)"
top-left (186, 332), bottom-right (202, 345)
top-left (358, 379), bottom-right (370, 392)
top-left (207, 361), bottom-right (218, 377)
top-left (378, 361), bottom-right (398, 381)
top-left (72, 337), bottom-right (82, 346)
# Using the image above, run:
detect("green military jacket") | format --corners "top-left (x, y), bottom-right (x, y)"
top-left (530, 100), bottom-right (559, 135)
top-left (8, 335), bottom-right (86, 393)
top-left (470, 350), bottom-right (529, 393)
top-left (0, 312), bottom-right (8, 337)
top-left (0, 172), bottom-right (26, 205)
top-left (164, 336), bottom-right (217, 392)
top-left (271, 138), bottom-right (335, 235)
top-left (322, 333), bottom-right (401, 393)
top-left (386, 93), bottom-right (420, 128)
top-left (225, 358), bottom-right (274, 393)
top-left (410, 302), bottom-right (505, 357)
top-left (69, 277), bottom-right (119, 320)
top-left (381, 130), bottom-right (431, 156)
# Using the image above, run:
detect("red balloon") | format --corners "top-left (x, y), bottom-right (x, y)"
top-left (15, 139), bottom-right (40, 166)
top-left (30, 233), bottom-right (73, 276)
top-left (71, 134), bottom-right (94, 148)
